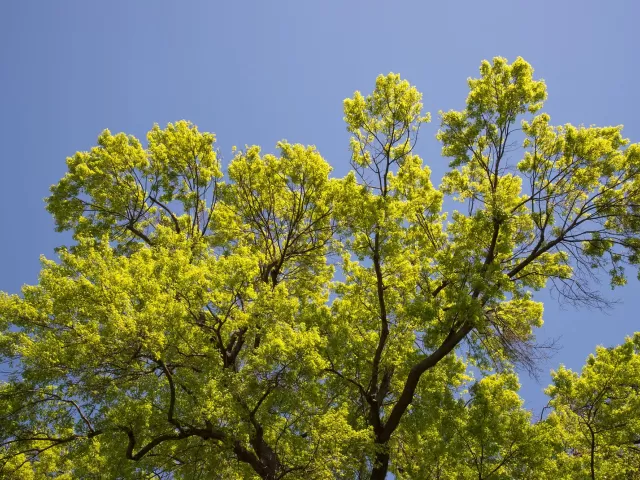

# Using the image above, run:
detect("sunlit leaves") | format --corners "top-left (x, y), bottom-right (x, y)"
top-left (2, 57), bottom-right (640, 479)
top-left (546, 334), bottom-right (640, 478)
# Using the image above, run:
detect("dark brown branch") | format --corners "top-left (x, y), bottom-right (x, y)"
top-left (149, 195), bottom-right (181, 234)
top-left (380, 322), bottom-right (473, 442)
top-left (126, 223), bottom-right (154, 246)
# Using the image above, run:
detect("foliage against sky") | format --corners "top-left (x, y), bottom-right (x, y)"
top-left (1, 57), bottom-right (639, 479)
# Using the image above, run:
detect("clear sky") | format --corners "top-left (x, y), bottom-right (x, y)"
top-left (1, 0), bottom-right (638, 415)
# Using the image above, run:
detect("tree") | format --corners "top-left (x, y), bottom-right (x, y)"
top-left (545, 334), bottom-right (640, 479)
top-left (1, 57), bottom-right (640, 479)
top-left (392, 373), bottom-right (551, 479)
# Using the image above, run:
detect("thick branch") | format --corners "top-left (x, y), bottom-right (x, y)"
top-left (380, 322), bottom-right (473, 442)
top-left (126, 223), bottom-right (154, 246)
top-left (149, 195), bottom-right (181, 234)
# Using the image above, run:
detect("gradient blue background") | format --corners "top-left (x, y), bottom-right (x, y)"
top-left (1, 0), bottom-right (638, 416)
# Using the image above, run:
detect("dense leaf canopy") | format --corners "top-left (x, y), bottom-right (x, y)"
top-left (1, 57), bottom-right (639, 479)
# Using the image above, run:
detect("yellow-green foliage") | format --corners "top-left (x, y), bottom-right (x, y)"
top-left (2, 58), bottom-right (640, 479)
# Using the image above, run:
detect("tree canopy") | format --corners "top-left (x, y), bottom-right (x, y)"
top-left (1, 56), bottom-right (639, 479)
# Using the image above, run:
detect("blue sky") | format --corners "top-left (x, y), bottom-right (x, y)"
top-left (1, 0), bottom-right (638, 414)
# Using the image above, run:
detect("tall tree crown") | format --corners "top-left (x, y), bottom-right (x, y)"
top-left (1, 57), bottom-right (639, 479)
